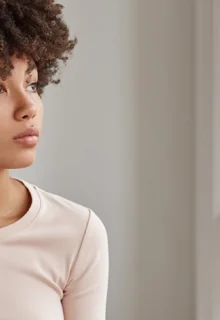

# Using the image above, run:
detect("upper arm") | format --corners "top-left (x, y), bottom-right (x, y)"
top-left (62, 209), bottom-right (109, 320)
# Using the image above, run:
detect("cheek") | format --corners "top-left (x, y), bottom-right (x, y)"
top-left (0, 106), bottom-right (12, 135)
top-left (36, 99), bottom-right (44, 129)
top-left (38, 99), bottom-right (44, 118)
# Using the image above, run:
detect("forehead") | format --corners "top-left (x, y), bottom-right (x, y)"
top-left (0, 55), bottom-right (37, 81)
top-left (12, 55), bottom-right (37, 73)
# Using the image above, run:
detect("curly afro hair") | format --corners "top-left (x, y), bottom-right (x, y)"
top-left (0, 0), bottom-right (77, 95)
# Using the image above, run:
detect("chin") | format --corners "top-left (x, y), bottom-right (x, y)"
top-left (5, 149), bottom-right (37, 169)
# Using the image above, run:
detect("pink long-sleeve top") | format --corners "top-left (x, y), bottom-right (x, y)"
top-left (0, 179), bottom-right (109, 319)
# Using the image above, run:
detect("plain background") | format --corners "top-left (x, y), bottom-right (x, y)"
top-left (11, 1), bottom-right (195, 319)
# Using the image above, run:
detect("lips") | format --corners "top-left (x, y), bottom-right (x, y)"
top-left (13, 127), bottom-right (39, 139)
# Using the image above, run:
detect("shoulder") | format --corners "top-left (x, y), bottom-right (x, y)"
top-left (34, 183), bottom-right (107, 244)
top-left (23, 181), bottom-right (109, 291)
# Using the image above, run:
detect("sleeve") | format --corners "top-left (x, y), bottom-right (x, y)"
top-left (62, 208), bottom-right (109, 320)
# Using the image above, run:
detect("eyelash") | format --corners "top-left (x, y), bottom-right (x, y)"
top-left (0, 82), bottom-right (39, 94)
top-left (0, 85), bottom-right (5, 94)
top-left (28, 82), bottom-right (38, 92)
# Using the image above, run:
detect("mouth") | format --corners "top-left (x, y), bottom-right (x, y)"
top-left (13, 127), bottom-right (39, 139)
top-left (13, 127), bottom-right (39, 147)
top-left (13, 136), bottom-right (39, 146)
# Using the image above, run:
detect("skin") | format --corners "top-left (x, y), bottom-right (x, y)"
top-left (0, 55), bottom-right (43, 227)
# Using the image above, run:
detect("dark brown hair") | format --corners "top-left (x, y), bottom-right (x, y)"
top-left (0, 0), bottom-right (77, 95)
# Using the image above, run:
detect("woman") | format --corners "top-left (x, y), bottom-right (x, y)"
top-left (0, 1), bottom-right (109, 319)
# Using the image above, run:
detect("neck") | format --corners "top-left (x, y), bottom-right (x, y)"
top-left (0, 170), bottom-right (28, 223)
top-left (0, 170), bottom-right (13, 212)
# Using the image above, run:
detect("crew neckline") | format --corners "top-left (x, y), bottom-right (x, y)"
top-left (0, 178), bottom-right (42, 241)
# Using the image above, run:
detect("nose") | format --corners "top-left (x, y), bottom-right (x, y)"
top-left (14, 93), bottom-right (37, 121)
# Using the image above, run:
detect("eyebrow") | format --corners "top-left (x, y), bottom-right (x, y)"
top-left (25, 61), bottom-right (37, 75)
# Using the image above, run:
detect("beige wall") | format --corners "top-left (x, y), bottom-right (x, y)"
top-left (194, 0), bottom-right (212, 319)
top-left (138, 0), bottom-right (194, 319)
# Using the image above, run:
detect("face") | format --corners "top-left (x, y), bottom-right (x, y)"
top-left (0, 55), bottom-right (43, 169)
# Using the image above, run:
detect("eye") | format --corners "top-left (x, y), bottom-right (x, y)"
top-left (0, 84), bottom-right (6, 94)
top-left (27, 82), bottom-right (38, 93)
